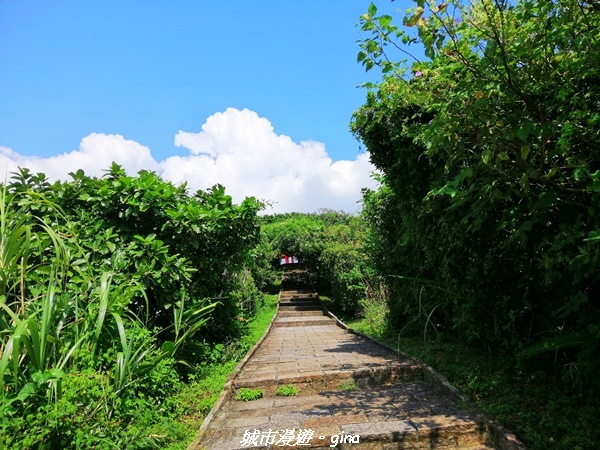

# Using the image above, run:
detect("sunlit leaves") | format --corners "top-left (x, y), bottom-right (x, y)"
top-left (353, 0), bottom-right (600, 382)
top-left (404, 7), bottom-right (425, 27)
top-left (357, 3), bottom-right (410, 76)
top-left (0, 165), bottom-right (265, 446)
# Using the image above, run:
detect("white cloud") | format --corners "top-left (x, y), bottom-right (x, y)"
top-left (1, 134), bottom-right (158, 181)
top-left (0, 108), bottom-right (378, 213)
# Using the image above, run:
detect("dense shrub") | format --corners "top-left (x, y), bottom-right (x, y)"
top-left (352, 0), bottom-right (600, 384)
top-left (0, 166), bottom-right (265, 448)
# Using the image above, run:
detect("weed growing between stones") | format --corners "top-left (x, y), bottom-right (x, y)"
top-left (338, 380), bottom-right (358, 391)
top-left (276, 385), bottom-right (298, 397)
top-left (235, 388), bottom-right (264, 402)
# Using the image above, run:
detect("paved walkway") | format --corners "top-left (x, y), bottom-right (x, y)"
top-left (188, 265), bottom-right (523, 450)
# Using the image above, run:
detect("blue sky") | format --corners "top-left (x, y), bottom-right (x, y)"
top-left (0, 0), bottom-right (406, 212)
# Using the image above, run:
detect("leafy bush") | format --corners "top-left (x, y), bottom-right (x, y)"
top-left (0, 166), bottom-right (266, 448)
top-left (352, 0), bottom-right (600, 385)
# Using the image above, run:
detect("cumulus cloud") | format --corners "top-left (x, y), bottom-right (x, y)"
top-left (1, 134), bottom-right (158, 181)
top-left (0, 108), bottom-right (378, 213)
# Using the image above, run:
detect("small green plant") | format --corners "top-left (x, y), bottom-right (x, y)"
top-left (235, 388), bottom-right (263, 402)
top-left (276, 384), bottom-right (297, 397)
top-left (338, 379), bottom-right (358, 391)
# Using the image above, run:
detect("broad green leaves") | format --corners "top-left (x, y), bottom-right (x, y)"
top-left (353, 0), bottom-right (600, 384)
top-left (0, 166), bottom-right (265, 447)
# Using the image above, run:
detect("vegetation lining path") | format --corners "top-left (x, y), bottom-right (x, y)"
top-left (189, 265), bottom-right (524, 449)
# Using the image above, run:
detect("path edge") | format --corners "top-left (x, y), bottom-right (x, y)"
top-left (322, 304), bottom-right (527, 450)
top-left (186, 293), bottom-right (281, 450)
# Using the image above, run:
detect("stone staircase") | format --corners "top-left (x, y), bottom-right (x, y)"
top-left (274, 289), bottom-right (330, 327)
top-left (188, 265), bottom-right (525, 450)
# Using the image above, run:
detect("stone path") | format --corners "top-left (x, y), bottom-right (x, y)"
top-left (188, 265), bottom-right (524, 450)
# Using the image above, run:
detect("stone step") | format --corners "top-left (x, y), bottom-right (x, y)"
top-left (278, 305), bottom-right (321, 312)
top-left (277, 310), bottom-right (326, 317)
top-left (199, 382), bottom-right (493, 449)
top-left (279, 299), bottom-right (319, 305)
top-left (280, 295), bottom-right (318, 300)
top-left (278, 305), bottom-right (323, 312)
top-left (190, 265), bottom-right (524, 450)
top-left (280, 289), bottom-right (314, 294)
top-left (271, 316), bottom-right (333, 327)
top-left (233, 364), bottom-right (423, 392)
top-left (278, 298), bottom-right (321, 305)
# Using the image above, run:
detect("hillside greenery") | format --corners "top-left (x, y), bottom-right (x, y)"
top-left (0, 165), bottom-right (269, 449)
top-left (261, 210), bottom-right (375, 317)
top-left (348, 0), bottom-right (600, 448)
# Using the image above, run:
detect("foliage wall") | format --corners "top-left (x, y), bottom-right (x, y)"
top-left (0, 165), bottom-right (264, 448)
top-left (352, 0), bottom-right (600, 383)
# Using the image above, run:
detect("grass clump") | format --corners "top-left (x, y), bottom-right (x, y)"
top-left (235, 388), bottom-right (263, 402)
top-left (338, 379), bottom-right (358, 391)
top-left (276, 384), bottom-right (298, 397)
top-left (240, 294), bottom-right (279, 349)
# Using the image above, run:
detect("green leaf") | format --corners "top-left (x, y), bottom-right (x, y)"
top-left (46, 368), bottom-right (65, 379)
top-left (31, 371), bottom-right (47, 384)
top-left (521, 333), bottom-right (587, 357)
top-left (516, 122), bottom-right (534, 142)
top-left (161, 341), bottom-right (175, 356)
top-left (519, 173), bottom-right (530, 191)
top-left (481, 149), bottom-right (493, 164)
top-left (379, 15), bottom-right (392, 28)
top-left (367, 39), bottom-right (379, 53)
top-left (439, 184), bottom-right (458, 198)
top-left (584, 231), bottom-right (600, 242)
top-left (17, 383), bottom-right (36, 401)
top-left (368, 3), bottom-right (377, 17)
top-left (587, 180), bottom-right (600, 193)
top-left (537, 191), bottom-right (557, 209)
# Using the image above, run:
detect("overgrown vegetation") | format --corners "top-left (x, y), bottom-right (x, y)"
top-left (3, 2), bottom-right (599, 449)
top-left (354, 0), bottom-right (600, 376)
top-left (149, 293), bottom-right (279, 450)
top-left (0, 166), bottom-right (269, 449)
top-left (347, 1), bottom-right (600, 448)
top-left (349, 316), bottom-right (599, 450)
top-left (261, 210), bottom-right (378, 317)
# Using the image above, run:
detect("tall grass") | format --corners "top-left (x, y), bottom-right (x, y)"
top-left (0, 186), bottom-right (218, 449)
top-left (0, 188), bottom-right (74, 405)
